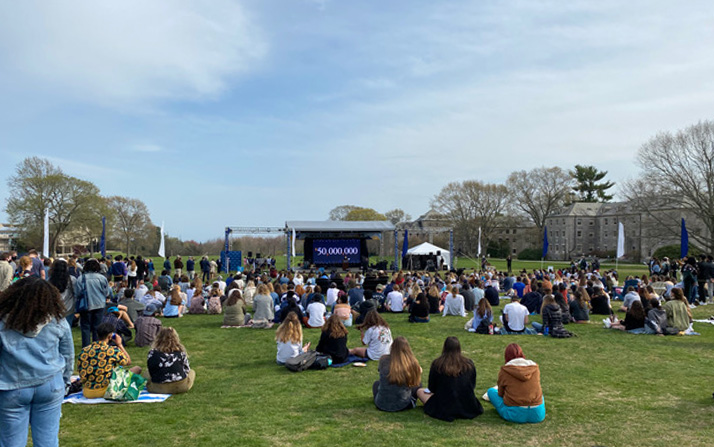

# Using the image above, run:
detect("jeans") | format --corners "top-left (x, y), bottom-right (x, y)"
top-left (0, 373), bottom-right (64, 447)
top-left (487, 387), bottom-right (545, 424)
top-left (80, 309), bottom-right (104, 348)
top-left (531, 322), bottom-right (543, 333)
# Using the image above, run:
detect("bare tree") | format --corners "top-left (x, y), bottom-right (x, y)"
top-left (107, 196), bottom-right (152, 256)
top-left (6, 157), bottom-right (101, 255)
top-left (431, 180), bottom-right (509, 255)
top-left (507, 167), bottom-right (572, 231)
top-left (385, 208), bottom-right (412, 225)
top-left (623, 120), bottom-right (714, 253)
top-left (328, 205), bottom-right (359, 221)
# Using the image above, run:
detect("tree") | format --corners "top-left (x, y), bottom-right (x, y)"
top-left (6, 157), bottom-right (101, 255)
top-left (431, 180), bottom-right (509, 256)
top-left (384, 208), bottom-right (412, 225)
top-left (506, 167), bottom-right (572, 230)
top-left (106, 196), bottom-right (152, 256)
top-left (623, 120), bottom-right (714, 253)
top-left (570, 165), bottom-right (614, 202)
top-left (328, 205), bottom-right (359, 221)
top-left (344, 207), bottom-right (387, 221)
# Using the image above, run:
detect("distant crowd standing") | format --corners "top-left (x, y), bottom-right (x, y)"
top-left (1, 248), bottom-right (712, 443)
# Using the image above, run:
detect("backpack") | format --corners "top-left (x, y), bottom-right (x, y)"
top-left (550, 327), bottom-right (574, 338)
top-left (285, 351), bottom-right (317, 372)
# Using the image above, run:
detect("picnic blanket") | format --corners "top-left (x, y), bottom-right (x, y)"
top-left (63, 390), bottom-right (171, 405)
top-left (330, 354), bottom-right (369, 368)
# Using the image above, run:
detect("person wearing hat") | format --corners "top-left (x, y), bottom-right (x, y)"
top-left (135, 304), bottom-right (163, 347)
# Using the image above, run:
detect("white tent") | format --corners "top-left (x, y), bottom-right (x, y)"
top-left (406, 242), bottom-right (450, 269)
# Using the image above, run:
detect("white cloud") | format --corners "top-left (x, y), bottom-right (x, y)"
top-left (0, 1), bottom-right (267, 106)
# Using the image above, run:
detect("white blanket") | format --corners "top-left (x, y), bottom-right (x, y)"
top-left (63, 390), bottom-right (171, 405)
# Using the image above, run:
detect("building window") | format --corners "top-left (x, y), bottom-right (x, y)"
top-left (512, 229), bottom-right (517, 234)
top-left (604, 232), bottom-right (608, 237)
top-left (589, 221), bottom-right (594, 225)
top-left (577, 231), bottom-right (582, 237)
top-left (605, 218), bottom-right (608, 225)
top-left (562, 219), bottom-right (565, 224)
top-left (589, 233), bottom-right (594, 237)
top-left (577, 220), bottom-right (582, 225)
top-left (505, 229), bottom-right (509, 234)
top-left (589, 247), bottom-right (594, 252)
top-left (512, 249), bottom-right (517, 254)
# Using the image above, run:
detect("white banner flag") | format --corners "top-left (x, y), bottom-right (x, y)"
top-left (291, 228), bottom-right (296, 258)
top-left (43, 208), bottom-right (49, 258)
top-left (616, 222), bottom-right (625, 259)
top-left (477, 227), bottom-right (482, 257)
top-left (158, 221), bottom-right (166, 258)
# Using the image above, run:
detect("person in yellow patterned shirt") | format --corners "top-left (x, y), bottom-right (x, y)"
top-left (78, 322), bottom-right (141, 398)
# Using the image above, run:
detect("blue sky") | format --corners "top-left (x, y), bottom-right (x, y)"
top-left (1, 0), bottom-right (713, 241)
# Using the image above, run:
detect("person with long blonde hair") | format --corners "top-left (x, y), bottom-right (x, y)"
top-left (275, 312), bottom-right (310, 365)
top-left (316, 314), bottom-right (349, 363)
top-left (146, 327), bottom-right (195, 394)
top-left (373, 336), bottom-right (422, 412)
top-left (164, 285), bottom-right (186, 318)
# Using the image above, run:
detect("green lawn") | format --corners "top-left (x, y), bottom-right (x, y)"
top-left (60, 301), bottom-right (714, 447)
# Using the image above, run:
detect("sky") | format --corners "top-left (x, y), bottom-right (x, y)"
top-left (1, 0), bottom-right (713, 242)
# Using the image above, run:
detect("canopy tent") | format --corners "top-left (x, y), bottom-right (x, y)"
top-left (406, 242), bottom-right (450, 269)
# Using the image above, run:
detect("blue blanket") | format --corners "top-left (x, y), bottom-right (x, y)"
top-left (63, 390), bottom-right (171, 404)
top-left (330, 354), bottom-right (369, 368)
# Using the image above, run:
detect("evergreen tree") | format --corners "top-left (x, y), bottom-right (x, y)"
top-left (570, 165), bottom-right (614, 202)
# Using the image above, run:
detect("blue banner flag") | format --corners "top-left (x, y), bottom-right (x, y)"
top-left (542, 226), bottom-right (549, 259)
top-left (681, 218), bottom-right (689, 258)
top-left (402, 229), bottom-right (409, 259)
top-left (100, 216), bottom-right (106, 257)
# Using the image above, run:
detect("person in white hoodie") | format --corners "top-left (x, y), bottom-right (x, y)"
top-left (442, 286), bottom-right (466, 317)
top-left (485, 343), bottom-right (545, 424)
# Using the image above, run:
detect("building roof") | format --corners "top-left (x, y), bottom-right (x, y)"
top-left (285, 220), bottom-right (395, 232)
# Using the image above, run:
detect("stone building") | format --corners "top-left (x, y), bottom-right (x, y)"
top-left (0, 224), bottom-right (17, 253)
top-left (544, 202), bottom-right (706, 261)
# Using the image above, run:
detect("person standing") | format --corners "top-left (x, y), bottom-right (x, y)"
top-left (27, 249), bottom-right (46, 279)
top-left (174, 256), bottom-right (184, 277)
top-left (506, 255), bottom-right (513, 274)
top-left (135, 255), bottom-right (146, 282)
top-left (200, 256), bottom-right (211, 282)
top-left (0, 277), bottom-right (74, 447)
top-left (75, 259), bottom-right (111, 348)
top-left (163, 257), bottom-right (172, 275)
top-left (0, 252), bottom-right (13, 292)
top-left (186, 256), bottom-right (195, 280)
top-left (111, 255), bottom-right (128, 283)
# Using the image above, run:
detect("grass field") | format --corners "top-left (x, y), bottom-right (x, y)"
top-left (60, 295), bottom-right (714, 447)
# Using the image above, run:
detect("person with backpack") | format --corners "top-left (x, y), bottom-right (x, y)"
top-left (471, 298), bottom-right (493, 334)
top-left (316, 314), bottom-right (349, 364)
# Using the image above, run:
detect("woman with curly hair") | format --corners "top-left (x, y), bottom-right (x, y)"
top-left (146, 327), bottom-right (195, 394)
top-left (0, 277), bottom-right (74, 446)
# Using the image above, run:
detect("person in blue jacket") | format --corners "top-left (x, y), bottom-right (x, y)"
top-left (0, 277), bottom-right (74, 447)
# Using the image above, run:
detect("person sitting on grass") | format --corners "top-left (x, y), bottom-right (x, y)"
top-left (427, 284), bottom-right (443, 314)
top-left (164, 285), bottom-right (186, 319)
top-left (316, 314), bottom-right (349, 364)
top-left (250, 284), bottom-right (274, 328)
top-left (275, 312), bottom-right (310, 365)
top-left (644, 298), bottom-right (668, 335)
top-left (590, 285), bottom-right (613, 316)
top-left (417, 336), bottom-right (484, 422)
top-left (664, 288), bottom-right (692, 333)
top-left (373, 336), bottom-right (422, 412)
top-left (620, 286), bottom-right (640, 312)
top-left (610, 300), bottom-right (646, 334)
top-left (520, 284), bottom-right (543, 314)
top-left (278, 297), bottom-right (305, 324)
top-left (486, 343), bottom-right (545, 424)
top-left (385, 284), bottom-right (404, 313)
top-left (569, 289), bottom-right (590, 323)
top-left (305, 294), bottom-right (327, 328)
top-left (500, 295), bottom-right (535, 334)
top-left (222, 288), bottom-right (249, 327)
top-left (409, 292), bottom-right (430, 323)
top-left (207, 287), bottom-right (223, 315)
top-left (333, 293), bottom-right (354, 326)
top-left (78, 322), bottom-right (142, 398)
top-left (146, 327), bottom-right (195, 394)
top-left (442, 286), bottom-right (466, 317)
top-left (102, 306), bottom-right (134, 344)
top-left (349, 310), bottom-right (392, 361)
top-left (471, 298), bottom-right (494, 334)
top-left (531, 294), bottom-right (563, 335)
top-left (135, 304), bottom-right (162, 347)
